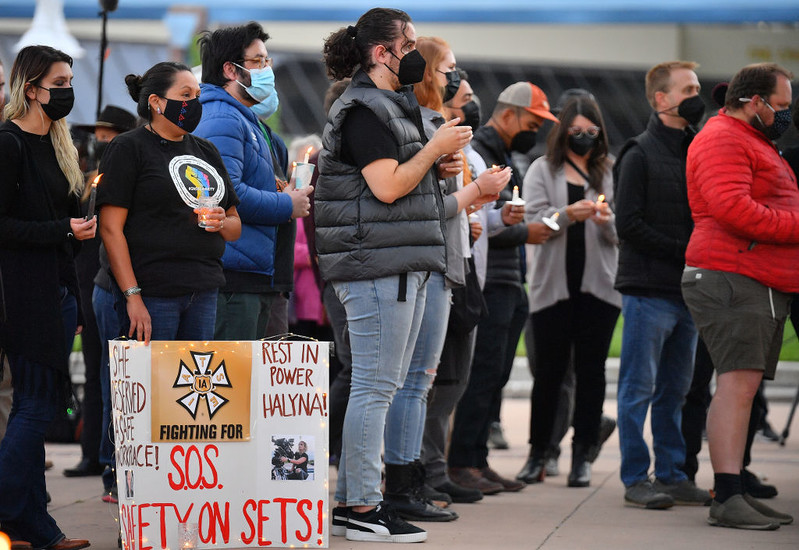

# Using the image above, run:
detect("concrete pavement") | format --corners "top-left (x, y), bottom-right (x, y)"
top-left (43, 396), bottom-right (799, 549)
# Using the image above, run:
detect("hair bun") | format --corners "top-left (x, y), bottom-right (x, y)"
top-left (124, 73), bottom-right (144, 102)
top-left (346, 25), bottom-right (357, 38)
top-left (711, 82), bottom-right (729, 108)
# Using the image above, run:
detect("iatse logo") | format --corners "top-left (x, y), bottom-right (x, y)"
top-left (173, 351), bottom-right (231, 419)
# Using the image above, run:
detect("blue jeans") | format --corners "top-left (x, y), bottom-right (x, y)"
top-left (617, 295), bottom-right (698, 487)
top-left (333, 272), bottom-right (428, 506)
top-left (143, 289), bottom-right (219, 341)
top-left (0, 288), bottom-right (76, 547)
top-left (94, 285), bottom-right (120, 491)
top-left (384, 271), bottom-right (451, 465)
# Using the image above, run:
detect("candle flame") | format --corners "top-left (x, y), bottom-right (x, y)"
top-left (552, 212), bottom-right (560, 220)
top-left (93, 173), bottom-right (103, 186)
top-left (597, 194), bottom-right (605, 203)
top-left (306, 146), bottom-right (314, 155)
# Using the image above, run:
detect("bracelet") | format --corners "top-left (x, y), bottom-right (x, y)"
top-left (473, 180), bottom-right (482, 196)
top-left (123, 286), bottom-right (142, 297)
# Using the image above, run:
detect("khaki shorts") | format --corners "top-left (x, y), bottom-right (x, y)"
top-left (681, 267), bottom-right (791, 380)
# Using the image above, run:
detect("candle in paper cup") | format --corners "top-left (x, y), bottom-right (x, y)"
top-left (291, 162), bottom-right (315, 190)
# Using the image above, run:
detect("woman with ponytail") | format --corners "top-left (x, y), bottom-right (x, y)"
top-left (317, 7), bottom-right (472, 544)
top-left (97, 62), bottom-right (240, 344)
top-left (0, 45), bottom-right (93, 550)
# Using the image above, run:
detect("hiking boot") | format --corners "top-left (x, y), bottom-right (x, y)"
top-left (653, 479), bottom-right (711, 506)
top-left (708, 495), bottom-right (780, 530)
top-left (433, 479), bottom-right (483, 503)
top-left (487, 422), bottom-right (509, 450)
top-left (331, 506), bottom-right (350, 536)
top-left (480, 466), bottom-right (526, 492)
top-left (346, 502), bottom-right (428, 543)
top-left (742, 493), bottom-right (793, 525)
top-left (742, 469), bottom-right (778, 499)
top-left (448, 467), bottom-right (503, 495)
top-left (624, 480), bottom-right (674, 509)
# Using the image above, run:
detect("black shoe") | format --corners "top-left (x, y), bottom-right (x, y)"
top-left (63, 458), bottom-right (104, 477)
top-left (516, 454), bottom-right (546, 484)
top-left (384, 463), bottom-right (457, 522)
top-left (567, 444), bottom-right (591, 488)
top-left (331, 506), bottom-right (350, 536)
top-left (742, 469), bottom-right (778, 499)
top-left (411, 461), bottom-right (451, 506)
top-left (586, 416), bottom-right (616, 463)
top-left (433, 480), bottom-right (483, 503)
top-left (346, 502), bottom-right (428, 543)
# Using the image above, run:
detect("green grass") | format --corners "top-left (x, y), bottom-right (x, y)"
top-left (517, 317), bottom-right (799, 361)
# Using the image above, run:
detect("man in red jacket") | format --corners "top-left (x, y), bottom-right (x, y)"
top-left (682, 62), bottom-right (797, 531)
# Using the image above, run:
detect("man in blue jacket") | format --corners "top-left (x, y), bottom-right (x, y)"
top-left (195, 22), bottom-right (312, 339)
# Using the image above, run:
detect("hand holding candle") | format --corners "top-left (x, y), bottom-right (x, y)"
top-left (86, 174), bottom-right (101, 220)
top-left (509, 184), bottom-right (525, 206)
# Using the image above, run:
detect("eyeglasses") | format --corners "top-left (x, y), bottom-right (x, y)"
top-left (239, 56), bottom-right (273, 69)
top-left (568, 125), bottom-right (601, 138)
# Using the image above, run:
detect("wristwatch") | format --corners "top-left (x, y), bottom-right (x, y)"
top-left (123, 286), bottom-right (142, 297)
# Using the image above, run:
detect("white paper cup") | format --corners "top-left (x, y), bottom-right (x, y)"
top-left (291, 162), bottom-right (315, 190)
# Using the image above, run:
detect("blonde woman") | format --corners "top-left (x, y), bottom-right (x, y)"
top-left (0, 45), bottom-right (94, 550)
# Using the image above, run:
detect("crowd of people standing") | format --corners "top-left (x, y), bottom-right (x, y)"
top-left (1, 5), bottom-right (799, 547)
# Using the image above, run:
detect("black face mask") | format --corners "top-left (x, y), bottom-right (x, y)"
top-left (161, 97), bottom-right (203, 133)
top-left (677, 95), bottom-right (706, 126)
top-left (459, 100), bottom-right (481, 132)
top-left (568, 135), bottom-right (596, 157)
top-left (441, 70), bottom-right (461, 103)
top-left (387, 49), bottom-right (427, 87)
top-left (39, 86), bottom-right (74, 121)
top-left (510, 130), bottom-right (537, 154)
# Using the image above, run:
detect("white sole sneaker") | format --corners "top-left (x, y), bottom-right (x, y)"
top-left (346, 527), bottom-right (428, 543)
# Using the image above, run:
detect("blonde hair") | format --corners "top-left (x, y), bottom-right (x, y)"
top-left (5, 46), bottom-right (83, 196)
top-left (645, 61), bottom-right (699, 110)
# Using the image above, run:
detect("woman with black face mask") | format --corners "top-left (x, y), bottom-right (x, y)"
top-left (516, 95), bottom-right (621, 489)
top-left (0, 45), bottom-right (94, 550)
top-left (97, 62), bottom-right (241, 344)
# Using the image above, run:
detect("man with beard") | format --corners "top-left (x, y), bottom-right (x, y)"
top-left (194, 22), bottom-right (312, 340)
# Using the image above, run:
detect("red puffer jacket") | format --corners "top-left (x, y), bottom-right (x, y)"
top-left (685, 110), bottom-right (799, 293)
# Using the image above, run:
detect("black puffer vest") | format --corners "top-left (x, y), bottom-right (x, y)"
top-left (315, 71), bottom-right (445, 282)
top-left (614, 113), bottom-right (694, 297)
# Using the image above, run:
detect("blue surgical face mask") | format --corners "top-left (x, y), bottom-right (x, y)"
top-left (235, 63), bottom-right (280, 119)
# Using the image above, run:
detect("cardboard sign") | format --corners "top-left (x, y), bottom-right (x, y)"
top-left (110, 340), bottom-right (329, 549)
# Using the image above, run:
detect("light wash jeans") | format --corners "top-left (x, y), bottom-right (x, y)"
top-left (384, 271), bottom-right (451, 465)
top-left (617, 294), bottom-right (698, 487)
top-left (333, 272), bottom-right (428, 506)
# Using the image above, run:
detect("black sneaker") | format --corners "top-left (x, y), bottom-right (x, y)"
top-left (742, 469), bottom-right (778, 499)
top-left (331, 506), bottom-right (350, 536)
top-left (346, 502), bottom-right (427, 543)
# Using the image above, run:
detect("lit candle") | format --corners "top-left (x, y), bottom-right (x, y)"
top-left (597, 194), bottom-right (605, 204)
top-left (542, 211), bottom-right (560, 231)
top-left (512, 186), bottom-right (520, 203)
top-left (552, 212), bottom-right (560, 221)
top-left (303, 146), bottom-right (313, 164)
top-left (86, 174), bottom-right (101, 220)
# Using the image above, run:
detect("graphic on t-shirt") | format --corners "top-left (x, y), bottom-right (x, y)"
top-left (168, 154), bottom-right (226, 207)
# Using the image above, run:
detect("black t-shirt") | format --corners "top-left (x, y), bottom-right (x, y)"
top-left (97, 127), bottom-right (239, 297)
top-left (566, 182), bottom-right (586, 295)
top-left (340, 106), bottom-right (399, 169)
top-left (293, 452), bottom-right (309, 472)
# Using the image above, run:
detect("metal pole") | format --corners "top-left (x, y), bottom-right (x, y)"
top-left (95, 9), bottom-right (108, 121)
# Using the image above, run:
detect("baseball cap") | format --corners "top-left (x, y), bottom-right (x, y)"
top-left (497, 82), bottom-right (558, 123)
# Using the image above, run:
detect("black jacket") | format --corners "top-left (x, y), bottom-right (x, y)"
top-left (613, 113), bottom-right (695, 298)
top-left (0, 121), bottom-right (82, 374)
top-left (471, 126), bottom-right (527, 288)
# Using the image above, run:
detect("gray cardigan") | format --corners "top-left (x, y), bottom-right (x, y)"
top-left (522, 155), bottom-right (622, 313)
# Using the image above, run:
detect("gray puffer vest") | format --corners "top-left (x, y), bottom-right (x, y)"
top-left (315, 74), bottom-right (446, 282)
